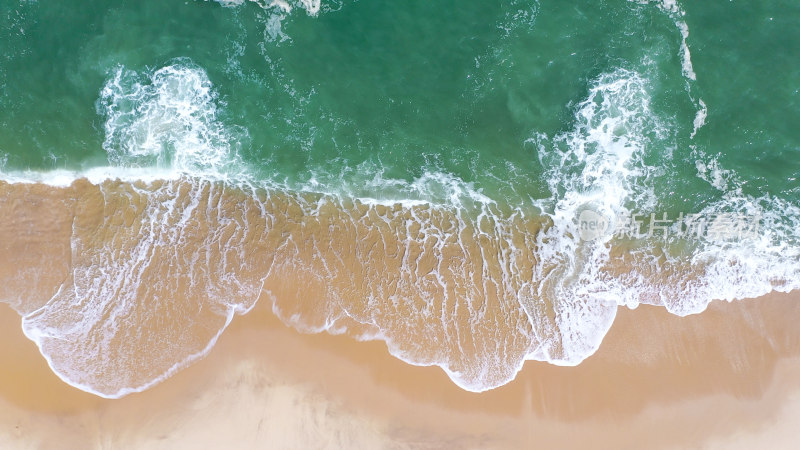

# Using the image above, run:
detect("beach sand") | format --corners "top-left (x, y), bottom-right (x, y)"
top-left (2, 289), bottom-right (800, 449)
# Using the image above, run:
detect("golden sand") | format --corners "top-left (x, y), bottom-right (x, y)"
top-left (1, 178), bottom-right (548, 395)
top-left (3, 292), bottom-right (800, 449)
top-left (2, 178), bottom-right (799, 448)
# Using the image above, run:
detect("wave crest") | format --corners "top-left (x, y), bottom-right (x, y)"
top-left (98, 60), bottom-right (247, 179)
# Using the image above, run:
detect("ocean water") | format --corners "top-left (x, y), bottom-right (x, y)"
top-left (0, 0), bottom-right (798, 397)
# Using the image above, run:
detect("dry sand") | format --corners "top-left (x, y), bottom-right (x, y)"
top-left (2, 290), bottom-right (800, 449)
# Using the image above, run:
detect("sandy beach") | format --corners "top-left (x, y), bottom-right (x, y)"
top-left (3, 289), bottom-right (800, 449)
top-left (2, 1), bottom-right (798, 448)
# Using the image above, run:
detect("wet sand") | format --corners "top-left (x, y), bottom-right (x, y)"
top-left (3, 290), bottom-right (800, 449)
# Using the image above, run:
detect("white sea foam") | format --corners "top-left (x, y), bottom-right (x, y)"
top-left (211, 0), bottom-right (319, 15)
top-left (692, 98), bottom-right (708, 138)
top-left (630, 0), bottom-right (707, 137)
top-left (19, 178), bottom-right (264, 398)
top-left (208, 0), bottom-right (321, 43)
top-left (529, 62), bottom-right (799, 345)
top-left (24, 306), bottom-right (238, 399)
top-left (695, 153), bottom-right (736, 193)
top-left (527, 68), bottom-right (664, 365)
top-left (656, 157), bottom-right (800, 315)
top-left (0, 166), bottom-right (181, 187)
top-left (97, 60), bottom-right (248, 180)
top-left (295, 162), bottom-right (496, 210)
top-left (2, 60), bottom-right (247, 187)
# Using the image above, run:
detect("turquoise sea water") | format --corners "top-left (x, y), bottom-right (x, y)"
top-left (1, 0), bottom-right (799, 397)
top-left (3, 0), bottom-right (795, 200)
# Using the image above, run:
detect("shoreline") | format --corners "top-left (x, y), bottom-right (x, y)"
top-left (3, 291), bottom-right (800, 448)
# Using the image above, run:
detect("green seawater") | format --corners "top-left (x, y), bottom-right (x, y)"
top-left (2, 0), bottom-right (797, 210)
